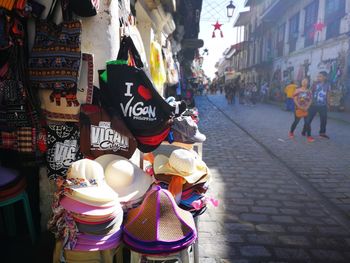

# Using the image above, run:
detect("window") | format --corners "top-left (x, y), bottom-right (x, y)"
top-left (276, 23), bottom-right (285, 57)
top-left (304, 0), bottom-right (319, 47)
top-left (289, 13), bottom-right (300, 53)
top-left (325, 0), bottom-right (345, 39)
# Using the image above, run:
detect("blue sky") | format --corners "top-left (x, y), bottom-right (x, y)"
top-left (199, 0), bottom-right (248, 79)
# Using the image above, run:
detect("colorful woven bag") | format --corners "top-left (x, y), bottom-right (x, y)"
top-left (29, 0), bottom-right (82, 107)
top-left (39, 53), bottom-right (94, 122)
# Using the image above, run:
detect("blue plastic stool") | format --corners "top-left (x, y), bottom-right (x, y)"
top-left (0, 191), bottom-right (37, 244)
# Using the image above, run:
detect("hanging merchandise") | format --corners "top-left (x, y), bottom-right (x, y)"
top-left (1, 79), bottom-right (31, 128)
top-left (46, 123), bottom-right (83, 180)
top-left (123, 186), bottom-right (197, 254)
top-left (0, 11), bottom-right (41, 158)
top-left (79, 104), bottom-right (137, 159)
top-left (68, 0), bottom-right (99, 17)
top-left (163, 45), bottom-right (179, 85)
top-left (105, 36), bottom-right (183, 152)
top-left (150, 41), bottom-right (166, 91)
top-left (39, 53), bottom-right (94, 122)
top-left (28, 0), bottom-right (82, 110)
top-left (212, 21), bottom-right (223, 38)
top-left (126, 15), bottom-right (148, 67)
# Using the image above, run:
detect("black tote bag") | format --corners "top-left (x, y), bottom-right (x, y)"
top-left (106, 36), bottom-right (175, 138)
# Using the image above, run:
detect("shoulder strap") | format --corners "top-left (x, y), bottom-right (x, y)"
top-left (117, 36), bottom-right (144, 68)
top-left (47, 0), bottom-right (72, 21)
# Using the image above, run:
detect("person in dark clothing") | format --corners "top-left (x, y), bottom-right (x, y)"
top-left (304, 71), bottom-right (331, 142)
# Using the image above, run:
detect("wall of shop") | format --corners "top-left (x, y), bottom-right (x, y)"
top-left (272, 36), bottom-right (349, 83)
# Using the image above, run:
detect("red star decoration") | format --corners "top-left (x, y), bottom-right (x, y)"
top-left (314, 22), bottom-right (325, 32)
top-left (213, 21), bottom-right (223, 31)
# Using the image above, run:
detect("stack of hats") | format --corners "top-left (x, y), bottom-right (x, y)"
top-left (59, 159), bottom-right (123, 251)
top-left (0, 166), bottom-right (26, 201)
top-left (94, 154), bottom-right (154, 213)
top-left (182, 107), bottom-right (199, 123)
top-left (123, 186), bottom-right (197, 254)
top-left (171, 116), bottom-right (206, 144)
top-left (153, 149), bottom-right (210, 216)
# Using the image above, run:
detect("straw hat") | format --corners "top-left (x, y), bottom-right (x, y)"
top-left (123, 186), bottom-right (197, 254)
top-left (154, 149), bottom-right (208, 184)
top-left (95, 155), bottom-right (154, 202)
top-left (64, 159), bottom-right (118, 205)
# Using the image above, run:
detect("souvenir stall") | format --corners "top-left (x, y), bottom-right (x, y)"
top-left (0, 0), bottom-right (214, 262)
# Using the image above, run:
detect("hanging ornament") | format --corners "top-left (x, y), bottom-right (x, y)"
top-left (314, 22), bottom-right (325, 32)
top-left (212, 21), bottom-right (224, 38)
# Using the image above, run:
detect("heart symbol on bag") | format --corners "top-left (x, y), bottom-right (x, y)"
top-left (137, 85), bottom-right (152, 101)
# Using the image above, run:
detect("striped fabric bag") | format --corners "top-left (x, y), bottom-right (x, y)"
top-left (28, 0), bottom-right (82, 107)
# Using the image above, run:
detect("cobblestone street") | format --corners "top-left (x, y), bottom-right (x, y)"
top-left (197, 95), bottom-right (350, 262)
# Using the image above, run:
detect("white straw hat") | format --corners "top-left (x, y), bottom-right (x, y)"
top-left (65, 159), bottom-right (118, 205)
top-left (95, 155), bottom-right (154, 202)
top-left (153, 149), bottom-right (208, 184)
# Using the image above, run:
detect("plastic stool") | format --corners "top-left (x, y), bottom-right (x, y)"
top-left (130, 247), bottom-right (191, 263)
top-left (0, 191), bottom-right (37, 244)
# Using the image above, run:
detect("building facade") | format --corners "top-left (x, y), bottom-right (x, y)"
top-left (233, 0), bottom-right (350, 110)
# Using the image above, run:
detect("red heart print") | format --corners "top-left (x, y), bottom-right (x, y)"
top-left (137, 85), bottom-right (152, 101)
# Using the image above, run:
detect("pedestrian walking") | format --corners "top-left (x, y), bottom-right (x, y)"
top-left (239, 81), bottom-right (245, 104)
top-left (304, 71), bottom-right (331, 141)
top-left (284, 81), bottom-right (297, 111)
top-left (260, 81), bottom-right (269, 102)
top-left (288, 78), bottom-right (312, 139)
top-left (251, 82), bottom-right (258, 104)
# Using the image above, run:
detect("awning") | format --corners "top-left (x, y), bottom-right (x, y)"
top-left (234, 11), bottom-right (251, 26)
top-left (261, 0), bottom-right (299, 22)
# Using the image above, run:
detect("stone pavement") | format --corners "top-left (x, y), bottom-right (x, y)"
top-left (196, 95), bottom-right (350, 262)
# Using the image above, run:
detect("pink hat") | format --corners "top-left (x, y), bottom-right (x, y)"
top-left (60, 196), bottom-right (121, 217)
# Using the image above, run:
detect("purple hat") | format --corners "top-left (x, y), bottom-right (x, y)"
top-left (71, 229), bottom-right (123, 251)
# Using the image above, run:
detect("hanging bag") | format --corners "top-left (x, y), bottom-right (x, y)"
top-left (39, 53), bottom-right (94, 122)
top-left (68, 0), bottom-right (99, 17)
top-left (79, 104), bottom-right (137, 159)
top-left (295, 108), bottom-right (308, 118)
top-left (28, 0), bottom-right (82, 108)
top-left (105, 36), bottom-right (178, 152)
top-left (46, 123), bottom-right (83, 180)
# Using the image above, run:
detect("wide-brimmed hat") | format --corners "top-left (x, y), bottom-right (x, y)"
top-left (154, 149), bottom-right (208, 184)
top-left (155, 173), bottom-right (210, 190)
top-left (64, 159), bottom-right (118, 205)
top-left (123, 186), bottom-right (197, 254)
top-left (95, 155), bottom-right (154, 202)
